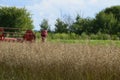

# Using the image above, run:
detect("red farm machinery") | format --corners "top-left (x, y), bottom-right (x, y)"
top-left (0, 27), bottom-right (36, 42)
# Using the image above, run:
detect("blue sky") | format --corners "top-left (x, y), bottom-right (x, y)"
top-left (0, 0), bottom-right (120, 30)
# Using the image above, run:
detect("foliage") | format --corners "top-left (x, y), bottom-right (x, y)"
top-left (94, 11), bottom-right (117, 34)
top-left (69, 15), bottom-right (83, 34)
top-left (80, 32), bottom-right (89, 39)
top-left (52, 5), bottom-right (120, 40)
top-left (0, 6), bottom-right (33, 31)
top-left (68, 5), bottom-right (120, 36)
top-left (94, 6), bottom-right (120, 35)
top-left (55, 18), bottom-right (68, 33)
top-left (39, 19), bottom-right (50, 30)
top-left (104, 6), bottom-right (120, 21)
top-left (48, 33), bottom-right (80, 40)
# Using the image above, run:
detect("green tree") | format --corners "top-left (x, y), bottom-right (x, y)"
top-left (62, 14), bottom-right (74, 33)
top-left (94, 12), bottom-right (117, 34)
top-left (70, 15), bottom-right (84, 35)
top-left (79, 18), bottom-right (94, 35)
top-left (104, 6), bottom-right (120, 34)
top-left (94, 6), bottom-right (120, 35)
top-left (55, 18), bottom-right (68, 33)
top-left (69, 14), bottom-right (95, 35)
top-left (104, 6), bottom-right (120, 21)
top-left (0, 6), bottom-right (34, 31)
top-left (40, 19), bottom-right (50, 31)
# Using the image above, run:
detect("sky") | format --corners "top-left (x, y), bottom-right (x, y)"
top-left (0, 0), bottom-right (120, 30)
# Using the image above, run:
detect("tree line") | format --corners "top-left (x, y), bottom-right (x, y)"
top-left (0, 6), bottom-right (120, 40)
top-left (40, 6), bottom-right (120, 40)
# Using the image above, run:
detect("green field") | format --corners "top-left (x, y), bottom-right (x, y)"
top-left (50, 39), bottom-right (120, 46)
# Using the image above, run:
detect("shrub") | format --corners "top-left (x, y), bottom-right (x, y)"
top-left (35, 32), bottom-right (41, 39)
top-left (49, 33), bottom-right (80, 40)
top-left (90, 33), bottom-right (111, 40)
top-left (80, 32), bottom-right (89, 40)
top-left (111, 35), bottom-right (119, 40)
top-left (90, 34), bottom-right (98, 40)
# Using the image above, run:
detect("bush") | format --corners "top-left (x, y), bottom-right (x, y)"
top-left (69, 33), bottom-right (80, 39)
top-left (111, 35), bottom-right (119, 40)
top-left (117, 32), bottom-right (120, 39)
top-left (98, 34), bottom-right (111, 40)
top-left (90, 34), bottom-right (98, 40)
top-left (47, 32), bottom-right (119, 40)
top-left (80, 32), bottom-right (89, 40)
top-left (90, 32), bottom-right (111, 40)
top-left (52, 33), bottom-right (69, 39)
top-left (48, 33), bottom-right (80, 40)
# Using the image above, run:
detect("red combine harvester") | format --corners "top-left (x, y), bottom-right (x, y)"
top-left (0, 27), bottom-right (36, 42)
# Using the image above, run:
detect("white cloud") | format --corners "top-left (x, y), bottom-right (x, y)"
top-left (26, 0), bottom-right (86, 30)
top-left (0, 0), bottom-right (120, 30)
top-left (90, 0), bottom-right (98, 4)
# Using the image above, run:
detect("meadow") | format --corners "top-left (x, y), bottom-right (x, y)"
top-left (0, 41), bottom-right (120, 80)
top-left (50, 39), bottom-right (120, 47)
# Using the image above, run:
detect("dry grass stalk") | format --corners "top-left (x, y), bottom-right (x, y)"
top-left (0, 42), bottom-right (120, 80)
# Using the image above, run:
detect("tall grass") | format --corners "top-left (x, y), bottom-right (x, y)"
top-left (0, 42), bottom-right (120, 80)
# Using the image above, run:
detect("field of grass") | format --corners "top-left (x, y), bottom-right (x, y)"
top-left (0, 41), bottom-right (120, 80)
top-left (50, 39), bottom-right (120, 46)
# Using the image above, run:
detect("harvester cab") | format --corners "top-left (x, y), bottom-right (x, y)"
top-left (23, 30), bottom-right (36, 42)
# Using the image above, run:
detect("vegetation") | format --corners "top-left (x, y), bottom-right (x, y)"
top-left (41, 5), bottom-right (120, 40)
top-left (0, 42), bottom-right (120, 80)
top-left (39, 19), bottom-right (50, 30)
top-left (0, 5), bottom-right (120, 80)
top-left (0, 6), bottom-right (119, 40)
top-left (55, 18), bottom-right (68, 33)
top-left (94, 6), bottom-right (120, 35)
top-left (0, 6), bottom-right (34, 31)
top-left (50, 39), bottom-right (120, 45)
